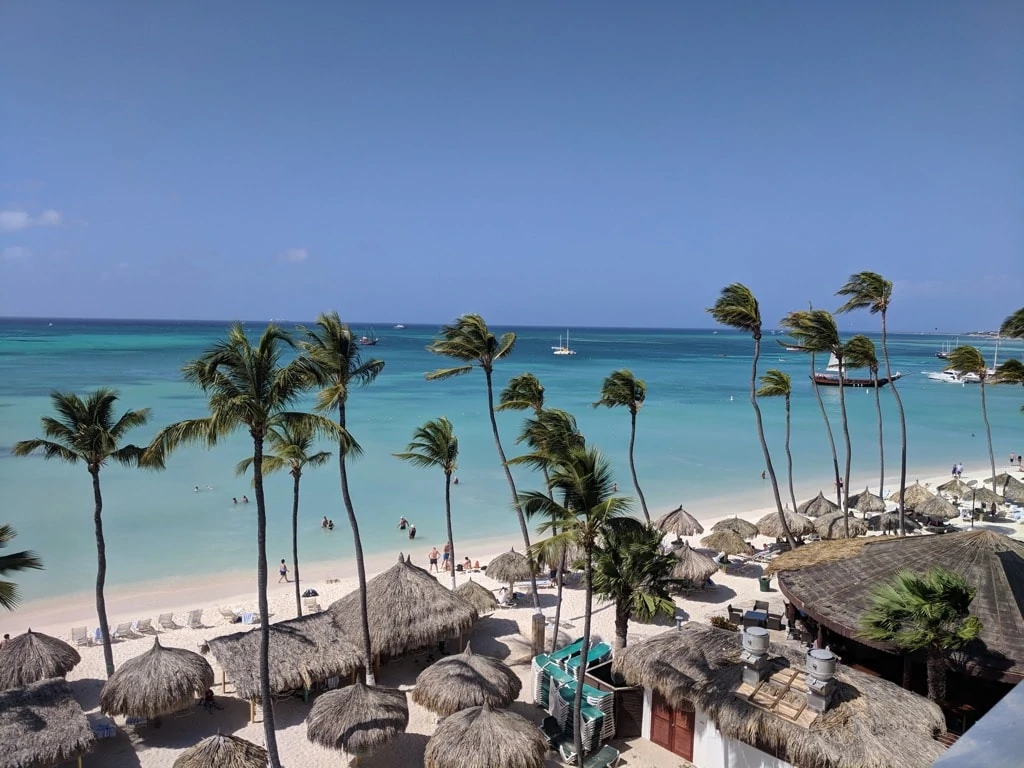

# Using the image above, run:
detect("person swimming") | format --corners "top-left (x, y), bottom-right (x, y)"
top-left (397, 516), bottom-right (409, 530)
top-left (242, 495), bottom-right (249, 503)
top-left (322, 516), bottom-right (329, 529)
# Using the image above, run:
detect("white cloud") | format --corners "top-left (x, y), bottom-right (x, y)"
top-left (0, 207), bottom-right (63, 232)
top-left (277, 247), bottom-right (309, 264)
top-left (3, 246), bottom-right (32, 262)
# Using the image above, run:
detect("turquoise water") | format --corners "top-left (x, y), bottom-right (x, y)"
top-left (2, 318), bottom-right (1021, 600)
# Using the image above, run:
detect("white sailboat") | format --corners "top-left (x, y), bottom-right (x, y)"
top-left (552, 329), bottom-right (576, 356)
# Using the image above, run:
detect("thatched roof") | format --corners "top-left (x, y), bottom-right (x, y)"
top-left (0, 630), bottom-right (80, 690)
top-left (765, 537), bottom-right (882, 576)
top-left (100, 638), bottom-right (214, 719)
top-left (701, 530), bottom-right (750, 555)
top-left (798, 491), bottom-right (839, 518)
top-left (328, 554), bottom-right (477, 659)
top-left (888, 482), bottom-right (934, 510)
top-left (967, 486), bottom-right (1005, 507)
top-left (306, 681), bottom-right (408, 757)
top-left (936, 477), bottom-right (969, 496)
top-left (756, 510), bottom-right (815, 539)
top-left (778, 530), bottom-right (1024, 681)
top-left (869, 512), bottom-right (919, 533)
top-left (206, 610), bottom-right (362, 701)
top-left (455, 579), bottom-right (497, 615)
top-left (613, 623), bottom-right (945, 768)
top-left (669, 541), bottom-right (719, 584)
top-left (849, 487), bottom-right (887, 515)
top-left (985, 473), bottom-right (1024, 503)
top-left (0, 678), bottom-right (94, 768)
top-left (814, 513), bottom-right (868, 540)
top-left (710, 517), bottom-right (759, 538)
top-left (424, 703), bottom-right (548, 768)
top-left (654, 506), bottom-right (704, 537)
top-left (485, 549), bottom-right (536, 585)
top-left (915, 494), bottom-right (958, 521)
top-left (173, 733), bottom-right (267, 768)
top-left (411, 642), bottom-right (522, 716)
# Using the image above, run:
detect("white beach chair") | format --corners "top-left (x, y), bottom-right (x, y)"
top-left (70, 626), bottom-right (92, 646)
top-left (302, 597), bottom-right (322, 613)
top-left (158, 613), bottom-right (179, 630)
top-left (218, 607), bottom-right (240, 624)
top-left (134, 618), bottom-right (154, 634)
top-left (186, 609), bottom-right (204, 629)
top-left (112, 622), bottom-right (136, 640)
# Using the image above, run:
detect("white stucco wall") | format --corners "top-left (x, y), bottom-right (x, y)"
top-left (692, 708), bottom-right (795, 768)
top-left (641, 686), bottom-right (652, 738)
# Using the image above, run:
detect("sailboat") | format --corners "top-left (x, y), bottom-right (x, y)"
top-left (552, 330), bottom-right (576, 356)
top-left (812, 353), bottom-right (902, 388)
top-left (357, 328), bottom-right (380, 346)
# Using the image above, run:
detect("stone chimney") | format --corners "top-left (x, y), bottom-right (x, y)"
top-left (805, 649), bottom-right (837, 713)
top-left (740, 627), bottom-right (771, 686)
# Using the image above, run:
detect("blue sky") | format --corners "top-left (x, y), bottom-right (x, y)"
top-left (1, 2), bottom-right (1021, 331)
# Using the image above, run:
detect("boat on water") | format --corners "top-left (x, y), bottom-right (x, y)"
top-left (925, 370), bottom-right (974, 384)
top-left (934, 339), bottom-right (956, 360)
top-left (393, 323), bottom-right (406, 330)
top-left (358, 329), bottom-right (380, 346)
top-left (812, 354), bottom-right (902, 388)
top-left (552, 330), bottom-right (576, 356)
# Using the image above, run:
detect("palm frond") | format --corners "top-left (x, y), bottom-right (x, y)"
top-left (424, 365), bottom-right (474, 381)
top-left (844, 334), bottom-right (878, 372)
top-left (109, 408), bottom-right (152, 441)
top-left (593, 369), bottom-right (646, 413)
top-left (946, 346), bottom-right (986, 376)
top-left (497, 373), bottom-right (545, 412)
top-left (993, 359), bottom-right (1024, 386)
top-left (11, 439), bottom-right (81, 464)
top-left (707, 283), bottom-right (761, 336)
top-left (1000, 308), bottom-right (1024, 339)
top-left (836, 271), bottom-right (892, 315)
top-left (756, 369), bottom-right (791, 398)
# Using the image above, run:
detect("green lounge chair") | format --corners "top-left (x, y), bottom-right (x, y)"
top-left (583, 744), bottom-right (621, 767)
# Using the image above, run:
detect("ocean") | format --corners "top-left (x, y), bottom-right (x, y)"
top-left (1, 318), bottom-right (1020, 601)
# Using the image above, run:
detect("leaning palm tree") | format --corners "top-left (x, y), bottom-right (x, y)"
top-left (298, 312), bottom-right (384, 686)
top-left (994, 359), bottom-right (1024, 413)
top-left (1000, 307), bottom-right (1024, 340)
top-left (845, 334), bottom-right (885, 497)
top-left (593, 369), bottom-right (651, 523)
top-left (520, 446), bottom-right (630, 767)
top-left (237, 422), bottom-right (332, 618)
top-left (756, 370), bottom-right (798, 514)
top-left (146, 323), bottom-right (338, 768)
top-left (837, 273), bottom-right (908, 535)
top-left (13, 389), bottom-right (150, 676)
top-left (426, 314), bottom-right (540, 605)
top-left (0, 524), bottom-right (44, 611)
top-left (394, 418), bottom-right (460, 589)
top-left (708, 285), bottom-right (797, 548)
top-left (497, 372), bottom-right (546, 415)
top-left (859, 568), bottom-right (981, 703)
top-left (947, 346), bottom-right (997, 495)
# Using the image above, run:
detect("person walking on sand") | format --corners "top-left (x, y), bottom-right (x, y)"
top-left (278, 559), bottom-right (289, 582)
top-left (428, 546), bottom-right (440, 572)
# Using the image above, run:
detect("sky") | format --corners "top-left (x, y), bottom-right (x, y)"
top-left (1, 2), bottom-right (1021, 331)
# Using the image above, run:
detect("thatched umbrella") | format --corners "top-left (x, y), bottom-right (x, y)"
top-left (755, 510), bottom-right (814, 539)
top-left (797, 491), bottom-right (840, 518)
top-left (915, 494), bottom-right (959, 521)
top-left (654, 506), bottom-right (704, 537)
top-left (100, 638), bottom-right (214, 719)
top-left (411, 642), bottom-right (521, 717)
top-left (424, 703), bottom-right (547, 768)
top-left (849, 487), bottom-right (887, 516)
top-left (710, 516), bottom-right (759, 539)
top-left (669, 541), bottom-right (718, 585)
top-left (485, 548), bottom-right (537, 592)
top-left (455, 579), bottom-right (497, 615)
top-left (967, 486), bottom-right (1005, 507)
top-left (173, 733), bottom-right (267, 768)
top-left (985, 473), bottom-right (1024, 503)
top-left (306, 681), bottom-right (408, 758)
top-left (888, 481), bottom-right (934, 510)
top-left (869, 512), bottom-right (920, 533)
top-left (937, 477), bottom-right (969, 497)
top-left (0, 678), bottom-right (94, 768)
top-left (814, 512), bottom-right (868, 540)
top-left (700, 530), bottom-right (749, 556)
top-left (0, 629), bottom-right (81, 690)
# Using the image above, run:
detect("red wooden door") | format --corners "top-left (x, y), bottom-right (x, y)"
top-left (651, 691), bottom-right (694, 760)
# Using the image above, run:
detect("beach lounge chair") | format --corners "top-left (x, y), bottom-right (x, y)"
top-left (540, 715), bottom-right (566, 750)
top-left (134, 618), bottom-right (155, 634)
top-left (158, 613), bottom-right (179, 630)
top-left (581, 744), bottom-right (621, 767)
top-left (218, 607), bottom-right (240, 624)
top-left (186, 609), bottom-right (204, 629)
top-left (70, 626), bottom-right (92, 646)
top-left (302, 597), bottom-right (322, 613)
top-left (112, 622), bottom-right (136, 640)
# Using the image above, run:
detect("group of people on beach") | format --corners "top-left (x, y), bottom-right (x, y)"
top-left (427, 543), bottom-right (478, 573)
top-left (320, 516), bottom-right (335, 530)
top-left (951, 462), bottom-right (964, 478)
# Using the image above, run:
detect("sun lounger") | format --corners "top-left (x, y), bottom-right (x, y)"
top-left (134, 618), bottom-right (154, 634)
top-left (565, 642), bottom-right (612, 673)
top-left (548, 637), bottom-right (586, 664)
top-left (582, 744), bottom-right (621, 767)
top-left (302, 597), bottom-right (322, 613)
top-left (186, 609), bottom-right (204, 629)
top-left (218, 607), bottom-right (240, 623)
top-left (71, 626), bottom-right (92, 646)
top-left (112, 622), bottom-right (136, 640)
top-left (158, 613), bottom-right (179, 630)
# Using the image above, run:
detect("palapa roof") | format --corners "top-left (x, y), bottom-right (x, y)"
top-left (613, 623), bottom-right (945, 768)
top-left (710, 516), bottom-right (759, 538)
top-left (206, 610), bottom-right (362, 701)
top-left (328, 553), bottom-right (477, 658)
top-left (756, 510), bottom-right (815, 539)
top-left (777, 530), bottom-right (1024, 681)
top-left (967, 486), bottom-right (1005, 506)
top-left (411, 642), bottom-right (522, 716)
top-left (654, 505), bottom-right (704, 537)
top-left (869, 512), bottom-right (920, 532)
top-left (455, 579), bottom-right (498, 615)
top-left (936, 477), bottom-right (969, 496)
top-left (306, 681), bottom-right (408, 756)
top-left (701, 530), bottom-right (750, 555)
top-left (798, 491), bottom-right (839, 518)
top-left (173, 733), bottom-right (267, 768)
top-left (424, 703), bottom-right (548, 768)
top-left (888, 482), bottom-right (934, 510)
top-left (849, 487), bottom-right (887, 515)
top-left (669, 541), bottom-right (719, 584)
top-left (485, 548), bottom-right (536, 584)
top-left (984, 473), bottom-right (1024, 503)
top-left (814, 513), bottom-right (868, 540)
top-left (0, 678), bottom-right (94, 768)
top-left (0, 629), bottom-right (80, 690)
top-left (100, 638), bottom-right (214, 719)
top-left (765, 538), bottom-right (882, 576)
top-left (914, 494), bottom-right (958, 521)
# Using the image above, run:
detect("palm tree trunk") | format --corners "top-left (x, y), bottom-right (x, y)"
top-left (484, 368), bottom-right (540, 609)
top-left (251, 434), bottom-right (282, 768)
top-left (573, 550), bottom-right (595, 767)
top-left (544, 466), bottom-right (568, 655)
top-left (981, 381), bottom-right (997, 495)
top-left (880, 311), bottom-right (908, 536)
top-left (751, 337), bottom-right (797, 548)
top-left (836, 358), bottom-right (853, 538)
top-left (627, 410), bottom-right (650, 523)
top-left (338, 403), bottom-right (376, 686)
top-left (292, 471), bottom-right (302, 618)
top-left (926, 644), bottom-right (947, 703)
top-left (444, 472), bottom-right (456, 590)
top-left (613, 600), bottom-right (629, 652)
top-left (810, 353), bottom-right (843, 509)
top-left (784, 395), bottom-right (797, 514)
top-left (90, 468), bottom-right (115, 678)
top-left (873, 372), bottom-right (885, 498)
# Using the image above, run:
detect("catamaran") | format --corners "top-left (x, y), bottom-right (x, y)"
top-left (552, 330), bottom-right (576, 356)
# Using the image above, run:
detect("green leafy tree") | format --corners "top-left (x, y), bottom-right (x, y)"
top-left (0, 525), bottom-right (44, 611)
top-left (14, 389), bottom-right (150, 676)
top-left (591, 520), bottom-right (676, 651)
top-left (594, 369), bottom-right (651, 523)
top-left (999, 307), bottom-right (1024, 339)
top-left (994, 359), bottom-right (1024, 413)
top-left (146, 323), bottom-right (338, 768)
top-left (859, 568), bottom-right (982, 703)
top-left (946, 346), bottom-right (997, 495)
top-left (837, 273), bottom-right (908, 535)
top-left (756, 370), bottom-right (798, 514)
top-left (394, 418), bottom-right (460, 589)
top-left (708, 285), bottom-right (797, 548)
top-left (426, 314), bottom-right (540, 606)
top-left (520, 446), bottom-right (630, 767)
top-left (237, 422), bottom-right (331, 618)
top-left (844, 335), bottom-right (885, 497)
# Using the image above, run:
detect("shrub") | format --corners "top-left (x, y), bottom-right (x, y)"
top-left (710, 615), bottom-right (739, 632)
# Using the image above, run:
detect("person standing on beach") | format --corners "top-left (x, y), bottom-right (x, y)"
top-left (278, 559), bottom-right (289, 582)
top-left (428, 546), bottom-right (440, 572)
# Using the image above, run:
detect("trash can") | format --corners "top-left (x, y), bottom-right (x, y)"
top-left (759, 576), bottom-right (771, 593)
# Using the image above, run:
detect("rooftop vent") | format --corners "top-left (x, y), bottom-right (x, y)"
top-left (805, 649), bottom-right (837, 713)
top-left (740, 627), bottom-right (771, 686)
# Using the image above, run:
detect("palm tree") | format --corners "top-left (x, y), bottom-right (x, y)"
top-left (13, 389), bottom-right (150, 676)
top-left (426, 314), bottom-right (540, 605)
top-left (394, 418), bottom-right (459, 589)
top-left (708, 285), bottom-right (797, 549)
top-left (994, 359), bottom-right (1024, 412)
top-left (0, 524), bottom-right (44, 611)
top-left (146, 323), bottom-right (338, 768)
top-left (593, 369), bottom-right (651, 523)
top-left (590, 520), bottom-right (676, 651)
top-left (845, 335), bottom-right (885, 497)
top-left (837, 273), bottom-right (908, 535)
top-left (497, 372), bottom-right (546, 414)
top-left (236, 422), bottom-right (331, 618)
top-left (947, 346), bottom-right (997, 495)
top-left (756, 370), bottom-right (798, 514)
top-left (781, 309), bottom-right (852, 537)
top-left (1000, 307), bottom-right (1024, 339)
top-left (859, 568), bottom-right (981, 703)
top-left (298, 312), bottom-right (385, 686)
top-left (519, 446), bottom-right (630, 767)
